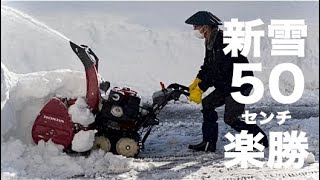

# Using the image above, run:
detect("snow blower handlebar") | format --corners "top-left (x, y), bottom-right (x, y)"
top-left (166, 83), bottom-right (190, 96)
top-left (139, 83), bottom-right (190, 144)
top-left (151, 83), bottom-right (190, 115)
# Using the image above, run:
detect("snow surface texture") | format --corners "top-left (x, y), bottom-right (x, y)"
top-left (1, 4), bottom-right (319, 179)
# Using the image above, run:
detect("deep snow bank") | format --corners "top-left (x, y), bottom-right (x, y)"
top-left (1, 63), bottom-right (18, 139)
top-left (1, 62), bottom-right (86, 141)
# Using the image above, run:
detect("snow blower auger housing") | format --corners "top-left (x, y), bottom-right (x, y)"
top-left (32, 41), bottom-right (189, 158)
top-left (32, 42), bottom-right (101, 151)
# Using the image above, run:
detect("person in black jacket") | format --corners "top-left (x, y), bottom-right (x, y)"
top-left (186, 11), bottom-right (269, 152)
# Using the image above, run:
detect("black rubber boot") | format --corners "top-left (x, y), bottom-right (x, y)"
top-left (189, 109), bottom-right (218, 152)
top-left (231, 121), bottom-right (269, 148)
top-left (188, 141), bottom-right (216, 152)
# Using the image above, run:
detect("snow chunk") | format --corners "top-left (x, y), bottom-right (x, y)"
top-left (305, 152), bottom-right (316, 164)
top-left (68, 98), bottom-right (95, 126)
top-left (101, 153), bottom-right (155, 173)
top-left (1, 172), bottom-right (17, 180)
top-left (72, 130), bottom-right (97, 152)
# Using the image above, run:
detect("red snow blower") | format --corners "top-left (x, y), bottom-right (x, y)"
top-left (32, 41), bottom-right (189, 157)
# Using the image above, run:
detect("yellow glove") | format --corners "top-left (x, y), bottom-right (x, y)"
top-left (188, 78), bottom-right (202, 91)
top-left (189, 86), bottom-right (204, 104)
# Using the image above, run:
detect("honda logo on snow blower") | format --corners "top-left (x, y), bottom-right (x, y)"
top-left (43, 115), bottom-right (65, 124)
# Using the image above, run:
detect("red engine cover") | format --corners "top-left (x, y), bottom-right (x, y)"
top-left (32, 97), bottom-right (74, 149)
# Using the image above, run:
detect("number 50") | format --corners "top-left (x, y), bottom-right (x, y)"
top-left (231, 63), bottom-right (304, 104)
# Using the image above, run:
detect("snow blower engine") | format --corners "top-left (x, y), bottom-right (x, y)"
top-left (31, 41), bottom-right (189, 158)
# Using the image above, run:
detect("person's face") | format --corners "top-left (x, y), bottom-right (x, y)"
top-left (193, 25), bottom-right (208, 34)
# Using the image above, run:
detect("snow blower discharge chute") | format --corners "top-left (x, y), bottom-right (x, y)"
top-left (32, 41), bottom-right (190, 157)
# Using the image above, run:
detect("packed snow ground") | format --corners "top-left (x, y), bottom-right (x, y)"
top-left (1, 4), bottom-right (319, 179)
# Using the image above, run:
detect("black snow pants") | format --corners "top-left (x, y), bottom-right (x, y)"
top-left (201, 87), bottom-right (269, 147)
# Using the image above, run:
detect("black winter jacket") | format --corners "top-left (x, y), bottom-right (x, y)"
top-left (197, 30), bottom-right (253, 96)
